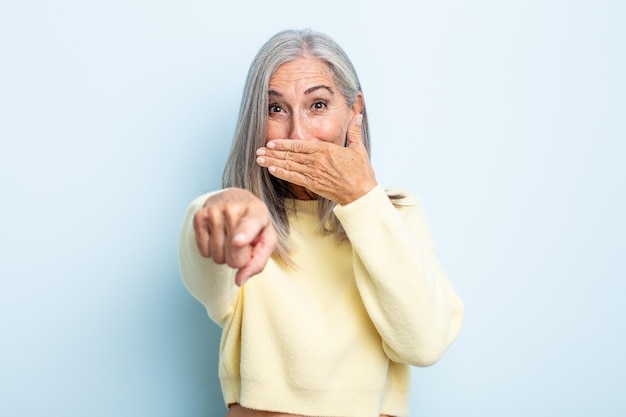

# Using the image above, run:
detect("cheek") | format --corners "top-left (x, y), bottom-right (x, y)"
top-left (266, 120), bottom-right (285, 142)
top-left (266, 114), bottom-right (349, 144)
top-left (313, 118), bottom-right (347, 145)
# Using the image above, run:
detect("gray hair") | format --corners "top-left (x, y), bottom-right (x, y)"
top-left (222, 29), bottom-right (371, 264)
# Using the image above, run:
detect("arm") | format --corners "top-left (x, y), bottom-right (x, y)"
top-left (334, 186), bottom-right (464, 366)
top-left (254, 111), bottom-right (463, 363)
top-left (178, 192), bottom-right (239, 327)
top-left (178, 188), bottom-right (277, 326)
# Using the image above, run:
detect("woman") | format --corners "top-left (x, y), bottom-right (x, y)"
top-left (179, 29), bottom-right (464, 417)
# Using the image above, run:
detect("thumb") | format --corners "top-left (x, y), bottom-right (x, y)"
top-left (346, 114), bottom-right (363, 148)
top-left (234, 224), bottom-right (277, 286)
top-left (232, 216), bottom-right (268, 248)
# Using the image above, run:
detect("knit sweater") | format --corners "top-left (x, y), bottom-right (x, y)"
top-left (178, 185), bottom-right (464, 417)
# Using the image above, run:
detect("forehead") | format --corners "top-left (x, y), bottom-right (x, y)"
top-left (269, 56), bottom-right (336, 91)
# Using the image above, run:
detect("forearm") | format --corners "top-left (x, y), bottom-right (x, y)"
top-left (178, 191), bottom-right (240, 327)
top-left (334, 185), bottom-right (464, 366)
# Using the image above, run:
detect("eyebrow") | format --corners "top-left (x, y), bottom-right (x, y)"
top-left (268, 85), bottom-right (335, 97)
top-left (305, 85), bottom-right (334, 95)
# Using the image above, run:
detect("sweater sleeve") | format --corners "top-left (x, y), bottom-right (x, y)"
top-left (333, 185), bottom-right (464, 367)
top-left (178, 191), bottom-right (240, 328)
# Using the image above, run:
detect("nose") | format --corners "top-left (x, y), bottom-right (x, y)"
top-left (288, 113), bottom-right (307, 140)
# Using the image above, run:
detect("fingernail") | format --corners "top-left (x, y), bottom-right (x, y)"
top-left (355, 114), bottom-right (363, 126)
top-left (256, 148), bottom-right (265, 156)
top-left (256, 157), bottom-right (265, 165)
top-left (267, 141), bottom-right (276, 149)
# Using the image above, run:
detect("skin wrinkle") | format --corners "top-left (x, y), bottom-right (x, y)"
top-left (266, 58), bottom-right (352, 146)
top-left (269, 84), bottom-right (334, 98)
top-left (304, 85), bottom-right (334, 95)
top-left (187, 32), bottom-right (448, 417)
top-left (260, 56), bottom-right (373, 203)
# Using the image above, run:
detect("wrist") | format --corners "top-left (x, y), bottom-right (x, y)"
top-left (339, 181), bottom-right (378, 206)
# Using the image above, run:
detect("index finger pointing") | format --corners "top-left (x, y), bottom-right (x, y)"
top-left (226, 214), bottom-right (270, 268)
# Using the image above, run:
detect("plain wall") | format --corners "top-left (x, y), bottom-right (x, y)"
top-left (1, 0), bottom-right (624, 416)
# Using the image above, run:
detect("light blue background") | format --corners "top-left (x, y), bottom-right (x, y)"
top-left (1, 1), bottom-right (624, 416)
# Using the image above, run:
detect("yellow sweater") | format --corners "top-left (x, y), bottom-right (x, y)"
top-left (178, 185), bottom-right (464, 417)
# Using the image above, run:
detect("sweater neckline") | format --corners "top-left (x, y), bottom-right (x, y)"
top-left (286, 198), bottom-right (319, 216)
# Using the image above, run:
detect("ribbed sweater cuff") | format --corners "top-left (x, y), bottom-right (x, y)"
top-left (333, 185), bottom-right (392, 228)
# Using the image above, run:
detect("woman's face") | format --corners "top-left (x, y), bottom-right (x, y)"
top-left (266, 56), bottom-right (363, 146)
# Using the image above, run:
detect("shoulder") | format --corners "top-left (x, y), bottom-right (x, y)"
top-left (186, 188), bottom-right (233, 211)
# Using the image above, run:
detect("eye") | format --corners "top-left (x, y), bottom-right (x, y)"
top-left (312, 101), bottom-right (327, 110)
top-left (269, 103), bottom-right (284, 113)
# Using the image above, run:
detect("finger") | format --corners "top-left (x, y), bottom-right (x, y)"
top-left (193, 212), bottom-right (211, 258)
top-left (226, 243), bottom-right (252, 270)
top-left (257, 153), bottom-right (310, 179)
top-left (256, 149), bottom-right (309, 167)
top-left (225, 218), bottom-right (263, 268)
top-left (226, 216), bottom-right (265, 269)
top-left (346, 114), bottom-right (363, 148)
top-left (208, 218), bottom-right (226, 264)
top-left (235, 226), bottom-right (277, 286)
top-left (264, 139), bottom-right (321, 154)
top-left (234, 248), bottom-right (266, 286)
top-left (265, 164), bottom-right (311, 189)
top-left (231, 215), bottom-right (270, 248)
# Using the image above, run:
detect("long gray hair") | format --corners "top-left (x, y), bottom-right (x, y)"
top-left (222, 29), bottom-right (371, 264)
